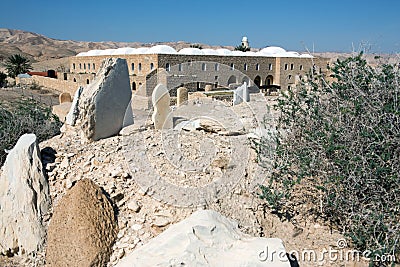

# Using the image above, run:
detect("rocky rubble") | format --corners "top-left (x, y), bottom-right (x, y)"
top-left (0, 95), bottom-right (363, 267)
top-left (36, 97), bottom-right (355, 267)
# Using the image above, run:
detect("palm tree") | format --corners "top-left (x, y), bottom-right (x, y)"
top-left (4, 54), bottom-right (32, 78)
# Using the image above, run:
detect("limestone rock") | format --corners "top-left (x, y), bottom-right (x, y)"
top-left (65, 86), bottom-right (83, 126)
top-left (151, 84), bottom-right (172, 129)
top-left (78, 58), bottom-right (133, 141)
top-left (0, 134), bottom-right (50, 256)
top-left (116, 210), bottom-right (290, 267)
top-left (205, 84), bottom-right (213, 92)
top-left (52, 102), bottom-right (72, 122)
top-left (177, 86), bottom-right (188, 106)
top-left (46, 179), bottom-right (118, 267)
top-left (233, 82), bottom-right (250, 105)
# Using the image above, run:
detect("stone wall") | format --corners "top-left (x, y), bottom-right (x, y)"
top-left (16, 75), bottom-right (80, 96)
top-left (68, 53), bottom-right (329, 94)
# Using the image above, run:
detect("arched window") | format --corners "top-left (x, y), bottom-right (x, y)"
top-left (165, 63), bottom-right (170, 71)
top-left (230, 63), bottom-right (234, 70)
top-left (73, 78), bottom-right (76, 82)
top-left (86, 79), bottom-right (89, 84)
top-left (256, 63), bottom-right (260, 71)
top-left (178, 63), bottom-right (182, 71)
top-left (84, 63), bottom-right (86, 70)
top-left (93, 63), bottom-right (95, 70)
top-left (150, 63), bottom-right (154, 70)
top-left (131, 63), bottom-right (134, 71)
top-left (132, 82), bottom-right (136, 91)
top-left (290, 63), bottom-right (294, 70)
top-left (244, 63), bottom-right (248, 71)
top-left (288, 75), bottom-right (292, 80)
top-left (299, 65), bottom-right (303, 70)
top-left (215, 63), bottom-right (219, 71)
top-left (202, 63), bottom-right (207, 71)
top-left (88, 63), bottom-right (90, 70)
top-left (73, 63), bottom-right (76, 70)
top-left (79, 63), bottom-right (82, 69)
top-left (284, 64), bottom-right (288, 70)
top-left (269, 63), bottom-right (273, 70)
top-left (138, 63), bottom-right (142, 71)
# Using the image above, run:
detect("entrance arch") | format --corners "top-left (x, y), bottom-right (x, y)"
top-left (265, 75), bottom-right (273, 85)
top-left (254, 76), bottom-right (261, 87)
top-left (227, 75), bottom-right (237, 85)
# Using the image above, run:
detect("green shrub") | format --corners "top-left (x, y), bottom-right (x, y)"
top-left (0, 98), bottom-right (62, 165)
top-left (256, 53), bottom-right (400, 266)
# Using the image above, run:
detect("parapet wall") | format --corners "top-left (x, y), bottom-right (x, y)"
top-left (16, 75), bottom-right (80, 96)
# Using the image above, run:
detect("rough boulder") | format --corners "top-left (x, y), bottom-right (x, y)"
top-left (116, 209), bottom-right (291, 267)
top-left (0, 134), bottom-right (50, 256)
top-left (72, 58), bottom-right (133, 141)
top-left (46, 179), bottom-right (118, 267)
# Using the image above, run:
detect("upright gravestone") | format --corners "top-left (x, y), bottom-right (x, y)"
top-left (177, 87), bottom-right (188, 106)
top-left (59, 92), bottom-right (72, 104)
top-left (233, 82), bottom-right (250, 105)
top-left (152, 84), bottom-right (172, 129)
top-left (204, 84), bottom-right (213, 92)
top-left (65, 86), bottom-right (84, 126)
top-left (0, 134), bottom-right (50, 256)
top-left (76, 58), bottom-right (133, 141)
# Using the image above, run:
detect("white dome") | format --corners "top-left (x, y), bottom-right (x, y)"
top-left (146, 45), bottom-right (177, 54)
top-left (216, 49), bottom-right (233, 56)
top-left (258, 46), bottom-right (287, 55)
top-left (76, 44), bottom-right (312, 58)
top-left (201, 49), bottom-right (219, 55)
top-left (178, 48), bottom-right (204, 55)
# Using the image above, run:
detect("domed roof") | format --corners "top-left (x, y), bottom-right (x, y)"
top-left (76, 44), bottom-right (313, 58)
top-left (216, 49), bottom-right (233, 56)
top-left (258, 46), bottom-right (287, 55)
top-left (200, 49), bottom-right (219, 55)
top-left (178, 48), bottom-right (204, 55)
top-left (146, 45), bottom-right (177, 54)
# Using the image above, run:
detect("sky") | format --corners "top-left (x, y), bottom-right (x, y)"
top-left (1, 0), bottom-right (399, 53)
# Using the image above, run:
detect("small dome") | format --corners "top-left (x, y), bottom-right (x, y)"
top-left (201, 49), bottom-right (219, 55)
top-left (178, 48), bottom-right (204, 55)
top-left (216, 49), bottom-right (233, 56)
top-left (242, 36), bottom-right (248, 42)
top-left (146, 45), bottom-right (177, 54)
top-left (258, 46), bottom-right (287, 55)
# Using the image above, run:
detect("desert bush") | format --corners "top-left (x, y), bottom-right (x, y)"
top-left (256, 53), bottom-right (400, 266)
top-left (29, 81), bottom-right (42, 90)
top-left (0, 98), bottom-right (62, 165)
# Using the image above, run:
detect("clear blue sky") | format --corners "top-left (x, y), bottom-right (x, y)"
top-left (1, 0), bottom-right (399, 53)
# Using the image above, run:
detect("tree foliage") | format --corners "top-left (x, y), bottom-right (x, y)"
top-left (0, 72), bottom-right (7, 87)
top-left (4, 54), bottom-right (32, 78)
top-left (256, 54), bottom-right (400, 266)
top-left (190, 44), bottom-right (203, 49)
top-left (0, 98), bottom-right (61, 165)
top-left (234, 44), bottom-right (250, 52)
